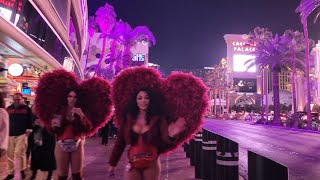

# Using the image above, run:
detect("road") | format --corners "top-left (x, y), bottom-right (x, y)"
top-left (204, 119), bottom-right (320, 180)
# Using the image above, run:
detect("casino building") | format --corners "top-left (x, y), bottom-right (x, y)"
top-left (0, 0), bottom-right (88, 105)
top-left (224, 34), bottom-right (261, 108)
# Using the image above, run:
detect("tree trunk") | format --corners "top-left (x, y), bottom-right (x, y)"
top-left (218, 88), bottom-right (221, 117)
top-left (303, 19), bottom-right (312, 129)
top-left (226, 88), bottom-right (229, 114)
top-left (214, 90), bottom-right (217, 118)
top-left (265, 69), bottom-right (269, 123)
top-left (94, 36), bottom-right (107, 76)
top-left (291, 53), bottom-right (298, 127)
top-left (272, 71), bottom-right (281, 125)
top-left (261, 69), bottom-right (265, 121)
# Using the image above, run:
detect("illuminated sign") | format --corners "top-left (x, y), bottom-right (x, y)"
top-left (8, 63), bottom-right (23, 76)
top-left (233, 78), bottom-right (257, 93)
top-left (21, 87), bottom-right (31, 95)
top-left (232, 41), bottom-right (255, 52)
top-left (233, 54), bottom-right (256, 72)
top-left (132, 54), bottom-right (145, 62)
top-left (0, 0), bottom-right (24, 12)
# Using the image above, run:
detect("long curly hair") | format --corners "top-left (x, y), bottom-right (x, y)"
top-left (124, 87), bottom-right (165, 124)
top-left (112, 67), bottom-right (163, 125)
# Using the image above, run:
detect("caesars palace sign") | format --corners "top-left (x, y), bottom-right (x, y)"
top-left (232, 41), bottom-right (255, 52)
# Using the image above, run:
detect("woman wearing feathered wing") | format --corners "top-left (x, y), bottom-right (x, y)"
top-left (108, 67), bottom-right (208, 180)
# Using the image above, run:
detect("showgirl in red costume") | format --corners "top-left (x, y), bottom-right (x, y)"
top-left (108, 67), bottom-right (208, 180)
top-left (35, 69), bottom-right (112, 180)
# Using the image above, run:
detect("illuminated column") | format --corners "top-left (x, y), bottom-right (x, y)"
top-left (296, 73), bottom-right (305, 111)
top-left (0, 57), bottom-right (10, 106)
top-left (311, 42), bottom-right (320, 103)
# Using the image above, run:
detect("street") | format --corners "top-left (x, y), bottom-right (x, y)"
top-left (204, 118), bottom-right (320, 180)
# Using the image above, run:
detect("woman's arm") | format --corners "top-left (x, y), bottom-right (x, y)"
top-left (158, 117), bottom-right (187, 153)
top-left (72, 108), bottom-right (92, 134)
top-left (108, 125), bottom-right (126, 167)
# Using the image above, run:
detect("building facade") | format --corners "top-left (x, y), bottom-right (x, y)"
top-left (0, 0), bottom-right (88, 105)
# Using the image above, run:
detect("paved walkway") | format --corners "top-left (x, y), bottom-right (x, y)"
top-left (0, 137), bottom-right (196, 180)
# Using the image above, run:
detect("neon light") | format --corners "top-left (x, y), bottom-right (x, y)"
top-left (132, 54), bottom-right (145, 62)
top-left (232, 41), bottom-right (255, 52)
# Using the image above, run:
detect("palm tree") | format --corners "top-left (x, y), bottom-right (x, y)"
top-left (129, 26), bottom-right (156, 66)
top-left (94, 2), bottom-right (117, 76)
top-left (111, 24), bottom-right (156, 75)
top-left (281, 30), bottom-right (306, 126)
top-left (296, 0), bottom-right (320, 128)
top-left (246, 27), bottom-right (288, 125)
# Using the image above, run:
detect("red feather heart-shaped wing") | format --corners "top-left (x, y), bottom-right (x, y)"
top-left (112, 67), bottom-right (162, 125)
top-left (78, 77), bottom-right (112, 136)
top-left (35, 69), bottom-right (78, 125)
top-left (163, 72), bottom-right (208, 141)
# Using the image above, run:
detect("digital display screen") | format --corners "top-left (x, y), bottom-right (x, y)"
top-left (233, 54), bottom-right (256, 72)
top-left (233, 78), bottom-right (257, 92)
top-left (21, 87), bottom-right (31, 95)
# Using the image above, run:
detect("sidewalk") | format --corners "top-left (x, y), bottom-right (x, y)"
top-left (0, 137), bottom-right (196, 180)
top-left (83, 137), bottom-right (196, 180)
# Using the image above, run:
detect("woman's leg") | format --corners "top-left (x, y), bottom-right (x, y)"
top-left (142, 158), bottom-right (161, 180)
top-left (70, 140), bottom-right (84, 179)
top-left (124, 167), bottom-right (143, 180)
top-left (54, 143), bottom-right (70, 177)
top-left (30, 169), bottom-right (37, 180)
top-left (46, 170), bottom-right (53, 180)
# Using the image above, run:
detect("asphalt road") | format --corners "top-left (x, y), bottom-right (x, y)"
top-left (204, 119), bottom-right (320, 180)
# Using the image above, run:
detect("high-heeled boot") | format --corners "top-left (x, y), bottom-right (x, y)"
top-left (58, 175), bottom-right (68, 180)
top-left (72, 173), bottom-right (83, 180)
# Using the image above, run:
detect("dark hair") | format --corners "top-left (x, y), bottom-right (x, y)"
top-left (13, 93), bottom-right (23, 98)
top-left (65, 89), bottom-right (79, 106)
top-left (0, 94), bottom-right (4, 108)
top-left (125, 88), bottom-right (165, 124)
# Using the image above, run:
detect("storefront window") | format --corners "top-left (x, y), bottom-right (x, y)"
top-left (69, 18), bottom-right (80, 58)
top-left (50, 0), bottom-right (68, 28)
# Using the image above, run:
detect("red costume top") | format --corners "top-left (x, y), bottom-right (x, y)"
top-left (53, 116), bottom-right (92, 141)
top-left (109, 115), bottom-right (182, 166)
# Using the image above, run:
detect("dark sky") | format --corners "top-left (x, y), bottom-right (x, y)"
top-left (88, 0), bottom-right (320, 72)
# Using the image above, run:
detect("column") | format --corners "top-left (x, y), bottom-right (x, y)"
top-left (296, 73), bottom-right (305, 111)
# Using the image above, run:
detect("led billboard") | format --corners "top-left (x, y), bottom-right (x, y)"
top-left (233, 78), bottom-right (257, 93)
top-left (233, 54), bottom-right (256, 72)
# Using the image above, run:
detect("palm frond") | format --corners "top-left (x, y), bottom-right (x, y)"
top-left (131, 26), bottom-right (156, 46)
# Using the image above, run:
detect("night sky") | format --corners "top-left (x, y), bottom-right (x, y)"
top-left (88, 0), bottom-right (320, 73)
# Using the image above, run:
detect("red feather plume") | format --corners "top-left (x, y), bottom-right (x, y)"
top-left (78, 77), bottom-right (112, 136)
top-left (163, 72), bottom-right (208, 143)
top-left (35, 69), bottom-right (78, 126)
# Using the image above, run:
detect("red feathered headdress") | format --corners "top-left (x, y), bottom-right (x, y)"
top-left (35, 69), bottom-right (112, 135)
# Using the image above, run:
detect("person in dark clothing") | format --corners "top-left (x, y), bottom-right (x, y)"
top-left (4, 93), bottom-right (33, 180)
top-left (109, 116), bottom-right (118, 138)
top-left (101, 121), bottom-right (109, 145)
top-left (29, 119), bottom-right (56, 180)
